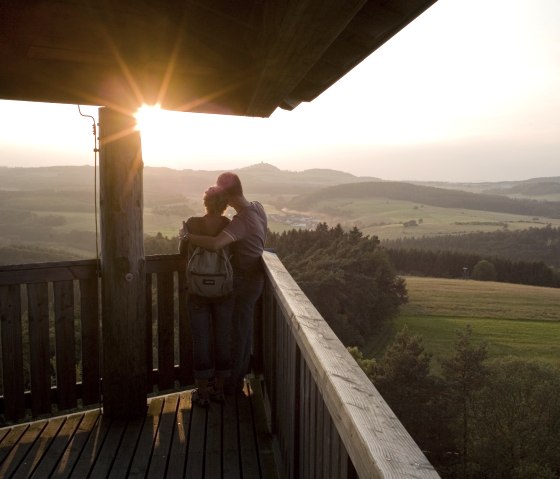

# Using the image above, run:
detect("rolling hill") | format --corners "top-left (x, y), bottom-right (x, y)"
top-left (287, 181), bottom-right (560, 219)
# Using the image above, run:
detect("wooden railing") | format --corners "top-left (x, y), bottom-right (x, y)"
top-left (0, 254), bottom-right (193, 422)
top-left (1, 252), bottom-right (439, 478)
top-left (259, 252), bottom-right (439, 479)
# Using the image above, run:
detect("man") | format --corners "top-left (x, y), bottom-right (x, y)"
top-left (181, 172), bottom-right (267, 395)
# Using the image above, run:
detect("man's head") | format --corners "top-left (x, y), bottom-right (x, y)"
top-left (216, 172), bottom-right (243, 198)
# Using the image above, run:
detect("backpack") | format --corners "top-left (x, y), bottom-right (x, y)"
top-left (186, 246), bottom-right (233, 298)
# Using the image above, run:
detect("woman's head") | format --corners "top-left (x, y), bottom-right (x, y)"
top-left (204, 186), bottom-right (228, 214)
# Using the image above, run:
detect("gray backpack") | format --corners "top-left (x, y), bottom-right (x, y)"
top-left (186, 246), bottom-right (233, 298)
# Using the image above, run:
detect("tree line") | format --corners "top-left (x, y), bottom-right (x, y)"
top-left (383, 225), bottom-right (560, 268)
top-left (383, 247), bottom-right (560, 288)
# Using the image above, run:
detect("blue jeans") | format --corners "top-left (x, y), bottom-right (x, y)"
top-left (228, 271), bottom-right (265, 392)
top-left (188, 294), bottom-right (234, 380)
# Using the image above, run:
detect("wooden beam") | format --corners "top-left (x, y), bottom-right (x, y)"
top-left (246, 0), bottom-right (367, 117)
top-left (99, 107), bottom-right (147, 418)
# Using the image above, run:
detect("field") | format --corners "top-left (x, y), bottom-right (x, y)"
top-left (367, 276), bottom-right (560, 373)
top-left (302, 197), bottom-right (560, 240)
top-left (2, 166), bottom-right (560, 264)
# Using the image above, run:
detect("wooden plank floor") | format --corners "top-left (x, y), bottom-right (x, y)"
top-left (0, 381), bottom-right (278, 478)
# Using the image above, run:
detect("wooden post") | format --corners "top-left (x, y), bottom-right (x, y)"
top-left (99, 107), bottom-right (147, 418)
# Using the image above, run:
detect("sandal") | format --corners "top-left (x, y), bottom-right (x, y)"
top-left (192, 389), bottom-right (210, 408)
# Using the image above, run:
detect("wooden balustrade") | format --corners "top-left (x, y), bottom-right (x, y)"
top-left (0, 254), bottom-right (192, 422)
top-left (1, 252), bottom-right (439, 479)
top-left (260, 251), bottom-right (439, 479)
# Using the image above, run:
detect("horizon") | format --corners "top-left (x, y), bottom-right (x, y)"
top-left (1, 0), bottom-right (559, 183)
top-left (2, 161), bottom-right (559, 185)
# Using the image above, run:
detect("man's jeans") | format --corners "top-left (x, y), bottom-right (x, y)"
top-left (229, 271), bottom-right (265, 392)
top-left (188, 295), bottom-right (234, 379)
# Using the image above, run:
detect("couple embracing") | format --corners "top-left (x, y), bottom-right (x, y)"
top-left (178, 172), bottom-right (267, 407)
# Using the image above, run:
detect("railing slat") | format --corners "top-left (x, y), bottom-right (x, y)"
top-left (146, 273), bottom-right (154, 381)
top-left (80, 277), bottom-right (100, 405)
top-left (177, 272), bottom-right (192, 385)
top-left (53, 280), bottom-right (77, 410)
top-left (0, 284), bottom-right (25, 420)
top-left (157, 272), bottom-right (175, 390)
top-left (28, 282), bottom-right (51, 415)
top-left (299, 360), bottom-right (307, 479)
top-left (309, 371), bottom-right (317, 479)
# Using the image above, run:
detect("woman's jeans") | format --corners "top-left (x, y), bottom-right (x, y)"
top-left (229, 271), bottom-right (265, 392)
top-left (188, 294), bottom-right (234, 380)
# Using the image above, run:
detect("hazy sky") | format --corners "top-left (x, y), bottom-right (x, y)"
top-left (1, 0), bottom-right (559, 182)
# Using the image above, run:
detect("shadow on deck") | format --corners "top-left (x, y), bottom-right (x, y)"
top-left (0, 379), bottom-right (277, 478)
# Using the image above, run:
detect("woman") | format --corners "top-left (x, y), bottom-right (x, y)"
top-left (179, 186), bottom-right (233, 407)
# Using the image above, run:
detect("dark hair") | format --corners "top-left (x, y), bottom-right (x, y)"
top-left (203, 186), bottom-right (228, 214)
top-left (216, 172), bottom-right (243, 197)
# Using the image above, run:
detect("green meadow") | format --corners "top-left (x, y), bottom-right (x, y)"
top-left (306, 197), bottom-right (560, 240)
top-left (369, 276), bottom-right (560, 373)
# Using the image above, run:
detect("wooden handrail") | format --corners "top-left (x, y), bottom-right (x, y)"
top-left (260, 251), bottom-right (439, 479)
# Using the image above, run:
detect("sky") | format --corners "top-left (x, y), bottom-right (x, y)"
top-left (0, 0), bottom-right (559, 182)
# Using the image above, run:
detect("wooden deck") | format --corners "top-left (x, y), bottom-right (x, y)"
top-left (0, 380), bottom-right (278, 478)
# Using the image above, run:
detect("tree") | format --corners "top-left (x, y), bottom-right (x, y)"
top-left (440, 326), bottom-right (488, 478)
top-left (471, 259), bottom-right (497, 281)
top-left (374, 327), bottom-right (443, 453)
top-left (468, 358), bottom-right (560, 478)
top-left (347, 346), bottom-right (377, 382)
top-left (144, 232), bottom-right (179, 255)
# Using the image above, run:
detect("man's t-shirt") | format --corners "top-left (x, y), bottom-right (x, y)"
top-left (222, 201), bottom-right (267, 273)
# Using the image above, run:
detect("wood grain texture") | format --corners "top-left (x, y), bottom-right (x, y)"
top-left (53, 280), bottom-right (77, 410)
top-left (99, 106), bottom-right (147, 418)
top-left (27, 282), bottom-right (51, 415)
top-left (146, 394), bottom-right (179, 478)
top-left (0, 284), bottom-right (25, 421)
top-left (0, 421), bottom-right (46, 477)
top-left (17, 417), bottom-right (66, 476)
top-left (261, 252), bottom-right (439, 479)
top-left (165, 393), bottom-right (192, 479)
top-left (157, 271), bottom-right (175, 391)
top-left (31, 414), bottom-right (83, 478)
top-left (247, 0), bottom-right (367, 116)
top-left (0, 260), bottom-right (98, 286)
top-left (0, 388), bottom-right (279, 478)
top-left (128, 397), bottom-right (164, 478)
top-left (52, 410), bottom-right (101, 478)
top-left (80, 277), bottom-right (100, 406)
top-left (177, 272), bottom-right (193, 386)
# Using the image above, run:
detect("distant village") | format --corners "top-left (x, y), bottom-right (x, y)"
top-left (268, 212), bottom-right (319, 230)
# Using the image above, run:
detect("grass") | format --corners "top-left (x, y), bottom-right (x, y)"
top-left (366, 276), bottom-right (560, 373)
top-left (305, 197), bottom-right (560, 240)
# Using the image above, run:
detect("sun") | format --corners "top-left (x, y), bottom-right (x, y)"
top-left (134, 103), bottom-right (275, 170)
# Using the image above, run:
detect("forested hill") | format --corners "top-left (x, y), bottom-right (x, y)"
top-left (383, 225), bottom-right (560, 268)
top-left (0, 163), bottom-right (378, 197)
top-left (288, 181), bottom-right (560, 219)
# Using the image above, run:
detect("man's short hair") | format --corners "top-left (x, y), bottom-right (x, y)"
top-left (216, 172), bottom-right (243, 197)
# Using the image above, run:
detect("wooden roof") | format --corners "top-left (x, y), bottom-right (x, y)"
top-left (0, 0), bottom-right (436, 117)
